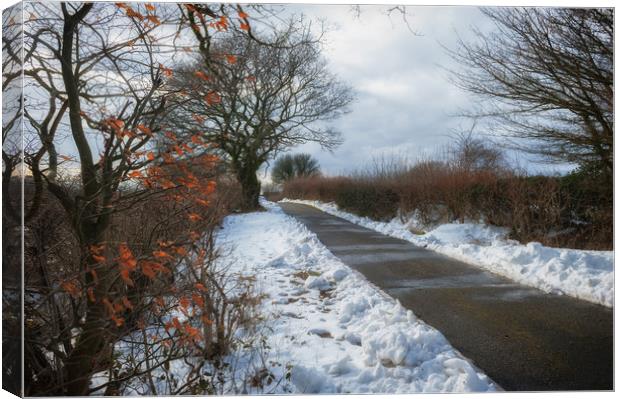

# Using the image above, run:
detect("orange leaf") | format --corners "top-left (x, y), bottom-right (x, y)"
top-left (146, 15), bottom-right (160, 25)
top-left (145, 3), bottom-right (156, 11)
top-left (153, 250), bottom-right (172, 259)
top-left (238, 10), bottom-right (249, 19)
top-left (122, 296), bottom-right (134, 310)
top-left (205, 91), bottom-right (221, 106)
top-left (195, 282), bottom-right (208, 292)
top-left (195, 198), bottom-right (210, 207)
top-left (173, 145), bottom-right (184, 157)
top-left (113, 302), bottom-right (124, 313)
top-left (159, 63), bottom-right (173, 77)
top-left (192, 292), bottom-right (205, 308)
top-left (192, 114), bottom-right (205, 124)
top-left (137, 124), bottom-right (152, 136)
top-left (194, 71), bottom-right (209, 81)
top-left (111, 314), bottom-right (125, 327)
top-left (179, 296), bottom-right (190, 310)
top-left (140, 260), bottom-right (157, 280)
top-left (107, 118), bottom-right (125, 131)
top-left (118, 243), bottom-right (137, 269)
top-left (162, 153), bottom-right (175, 165)
top-left (120, 268), bottom-right (134, 286)
top-left (226, 54), bottom-right (237, 64)
top-left (61, 281), bottom-right (81, 298)
top-left (188, 213), bottom-right (202, 222)
top-left (181, 143), bottom-right (194, 153)
top-left (240, 22), bottom-right (250, 31)
top-left (125, 7), bottom-right (144, 20)
top-left (128, 170), bottom-right (143, 179)
top-left (146, 151), bottom-right (155, 161)
top-left (184, 324), bottom-right (201, 340)
top-left (160, 179), bottom-right (176, 189)
top-left (152, 261), bottom-right (169, 274)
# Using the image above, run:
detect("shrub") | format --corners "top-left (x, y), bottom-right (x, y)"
top-left (20, 170), bottom-right (254, 396)
top-left (280, 155), bottom-right (611, 249)
top-left (335, 183), bottom-right (400, 221)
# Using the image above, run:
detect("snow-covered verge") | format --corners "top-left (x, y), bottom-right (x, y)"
top-left (210, 200), bottom-right (497, 393)
top-left (281, 199), bottom-right (614, 307)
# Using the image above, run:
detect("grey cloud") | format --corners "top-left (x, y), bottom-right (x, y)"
top-left (280, 5), bottom-right (492, 175)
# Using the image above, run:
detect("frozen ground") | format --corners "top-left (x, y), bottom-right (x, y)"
top-left (281, 199), bottom-right (614, 307)
top-left (213, 200), bottom-right (497, 393)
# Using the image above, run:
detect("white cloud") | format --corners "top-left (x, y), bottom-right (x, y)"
top-left (285, 5), bottom-right (493, 174)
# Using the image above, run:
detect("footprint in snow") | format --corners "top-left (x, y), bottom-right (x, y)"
top-left (282, 311), bottom-right (303, 319)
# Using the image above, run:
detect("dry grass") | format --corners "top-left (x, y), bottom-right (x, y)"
top-left (281, 155), bottom-right (611, 250)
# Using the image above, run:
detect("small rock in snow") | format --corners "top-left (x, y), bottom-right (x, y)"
top-left (308, 328), bottom-right (333, 338)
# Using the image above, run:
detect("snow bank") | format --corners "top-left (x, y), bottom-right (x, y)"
top-left (281, 199), bottom-right (614, 307)
top-left (213, 199), bottom-right (496, 393)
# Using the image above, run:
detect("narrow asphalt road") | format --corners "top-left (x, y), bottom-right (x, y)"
top-left (279, 202), bottom-right (613, 391)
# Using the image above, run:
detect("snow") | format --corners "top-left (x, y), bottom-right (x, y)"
top-left (211, 199), bottom-right (497, 393)
top-left (281, 199), bottom-right (614, 307)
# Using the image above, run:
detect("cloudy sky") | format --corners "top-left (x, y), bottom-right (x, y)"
top-left (260, 4), bottom-right (499, 178)
top-left (18, 1), bottom-right (574, 179)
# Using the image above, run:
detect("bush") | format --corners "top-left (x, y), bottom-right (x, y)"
top-left (281, 156), bottom-right (611, 249)
top-left (335, 183), bottom-right (400, 221)
top-left (19, 170), bottom-right (255, 396)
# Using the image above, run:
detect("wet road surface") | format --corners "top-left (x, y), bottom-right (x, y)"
top-left (279, 202), bottom-right (613, 391)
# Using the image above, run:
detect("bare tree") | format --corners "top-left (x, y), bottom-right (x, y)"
top-left (271, 153), bottom-right (320, 184)
top-left (448, 8), bottom-right (613, 181)
top-left (169, 25), bottom-right (353, 209)
top-left (449, 122), bottom-right (505, 172)
top-left (18, 2), bottom-right (225, 395)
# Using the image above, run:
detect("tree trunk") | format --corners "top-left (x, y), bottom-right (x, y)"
top-left (64, 221), bottom-right (109, 395)
top-left (236, 163), bottom-right (261, 211)
top-left (64, 301), bottom-right (107, 395)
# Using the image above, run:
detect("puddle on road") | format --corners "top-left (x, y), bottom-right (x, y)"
top-left (475, 288), bottom-right (546, 302)
top-left (330, 243), bottom-right (414, 252)
top-left (338, 251), bottom-right (433, 264)
top-left (388, 272), bottom-right (510, 290)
